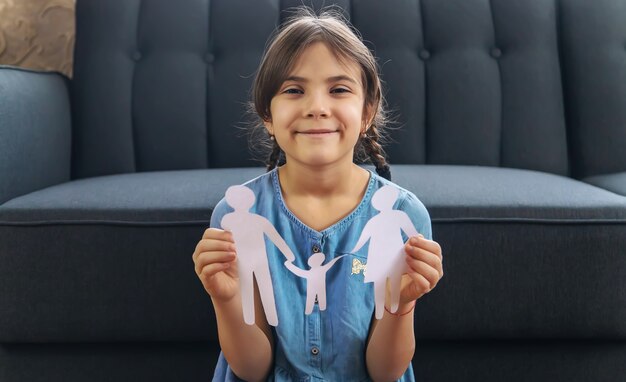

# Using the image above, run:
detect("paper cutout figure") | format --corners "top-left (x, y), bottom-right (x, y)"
top-left (221, 185), bottom-right (296, 326)
top-left (284, 253), bottom-right (346, 314)
top-left (351, 185), bottom-right (419, 319)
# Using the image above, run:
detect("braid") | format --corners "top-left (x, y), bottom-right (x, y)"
top-left (362, 125), bottom-right (391, 180)
top-left (266, 142), bottom-right (282, 171)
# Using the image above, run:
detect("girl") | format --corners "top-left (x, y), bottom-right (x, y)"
top-left (192, 8), bottom-right (443, 382)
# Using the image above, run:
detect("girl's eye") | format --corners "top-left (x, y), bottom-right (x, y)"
top-left (331, 87), bottom-right (351, 94)
top-left (283, 88), bottom-right (303, 94)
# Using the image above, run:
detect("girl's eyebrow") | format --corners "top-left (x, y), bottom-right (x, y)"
top-left (285, 75), bottom-right (358, 85)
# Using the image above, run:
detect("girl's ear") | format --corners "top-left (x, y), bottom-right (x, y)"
top-left (362, 105), bottom-right (375, 133)
top-left (264, 119), bottom-right (274, 136)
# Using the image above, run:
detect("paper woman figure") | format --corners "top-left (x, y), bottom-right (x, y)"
top-left (351, 185), bottom-right (419, 319)
top-left (284, 253), bottom-right (346, 314)
top-left (221, 185), bottom-right (296, 326)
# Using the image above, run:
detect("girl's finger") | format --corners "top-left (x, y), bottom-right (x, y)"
top-left (199, 262), bottom-right (231, 280)
top-left (407, 271), bottom-right (432, 293)
top-left (405, 245), bottom-right (443, 274)
top-left (202, 228), bottom-right (234, 242)
top-left (195, 251), bottom-right (236, 275)
top-left (406, 256), bottom-right (442, 287)
top-left (407, 236), bottom-right (442, 259)
top-left (196, 239), bottom-right (237, 255)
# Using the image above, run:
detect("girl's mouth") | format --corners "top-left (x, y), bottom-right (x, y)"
top-left (297, 129), bottom-right (338, 136)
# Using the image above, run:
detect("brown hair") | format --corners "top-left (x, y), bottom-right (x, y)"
top-left (248, 6), bottom-right (391, 180)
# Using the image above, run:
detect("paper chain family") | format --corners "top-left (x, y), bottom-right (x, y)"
top-left (220, 184), bottom-right (420, 326)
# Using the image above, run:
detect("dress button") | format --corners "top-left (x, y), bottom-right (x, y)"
top-left (312, 245), bottom-right (320, 253)
top-left (418, 49), bottom-right (430, 60)
top-left (490, 47), bottom-right (502, 58)
top-left (311, 347), bottom-right (320, 355)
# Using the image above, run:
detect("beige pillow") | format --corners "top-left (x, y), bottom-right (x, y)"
top-left (0, 0), bottom-right (75, 78)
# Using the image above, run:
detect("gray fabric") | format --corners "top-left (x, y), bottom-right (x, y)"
top-left (0, 66), bottom-right (71, 205)
top-left (560, 0), bottom-right (626, 178)
top-left (355, 0), bottom-right (568, 175)
top-left (390, 165), bottom-right (626, 221)
top-left (584, 172), bottom-right (626, 197)
top-left (0, 342), bottom-right (220, 381)
top-left (71, 0), bottom-right (277, 178)
top-left (412, 340), bottom-right (626, 382)
top-left (0, 168), bottom-right (264, 224)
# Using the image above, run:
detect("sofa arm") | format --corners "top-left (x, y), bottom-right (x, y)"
top-left (0, 66), bottom-right (71, 205)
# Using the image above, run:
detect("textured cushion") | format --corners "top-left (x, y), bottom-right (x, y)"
top-left (2, 166), bottom-right (625, 342)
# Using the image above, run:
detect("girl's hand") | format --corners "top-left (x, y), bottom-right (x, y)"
top-left (401, 234), bottom-right (443, 303)
top-left (192, 228), bottom-right (239, 302)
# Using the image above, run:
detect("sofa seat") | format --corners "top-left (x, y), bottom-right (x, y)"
top-left (1, 165), bottom-right (626, 343)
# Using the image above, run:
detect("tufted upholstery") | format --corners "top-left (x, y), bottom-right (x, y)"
top-left (70, 0), bottom-right (578, 178)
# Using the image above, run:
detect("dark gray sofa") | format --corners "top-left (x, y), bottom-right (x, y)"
top-left (1, 0), bottom-right (626, 381)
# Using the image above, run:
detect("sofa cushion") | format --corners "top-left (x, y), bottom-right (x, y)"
top-left (1, 166), bottom-right (625, 342)
top-left (583, 172), bottom-right (626, 197)
top-left (0, 168), bottom-right (264, 224)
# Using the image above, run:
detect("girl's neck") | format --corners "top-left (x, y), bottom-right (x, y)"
top-left (277, 160), bottom-right (369, 199)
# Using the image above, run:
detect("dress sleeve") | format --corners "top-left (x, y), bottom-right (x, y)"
top-left (398, 190), bottom-right (433, 241)
top-left (209, 197), bottom-right (233, 230)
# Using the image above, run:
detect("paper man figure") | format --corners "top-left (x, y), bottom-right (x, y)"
top-left (351, 185), bottom-right (419, 319)
top-left (221, 185), bottom-right (296, 326)
top-left (284, 253), bottom-right (346, 315)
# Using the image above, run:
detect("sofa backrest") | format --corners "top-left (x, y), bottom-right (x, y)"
top-left (70, 0), bottom-right (624, 180)
top-left (559, 0), bottom-right (626, 179)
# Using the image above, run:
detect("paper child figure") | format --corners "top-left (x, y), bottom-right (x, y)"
top-left (221, 185), bottom-right (296, 326)
top-left (351, 185), bottom-right (419, 319)
top-left (284, 253), bottom-right (346, 315)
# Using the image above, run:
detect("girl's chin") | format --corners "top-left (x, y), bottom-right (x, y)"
top-left (286, 153), bottom-right (353, 168)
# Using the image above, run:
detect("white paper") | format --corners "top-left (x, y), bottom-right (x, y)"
top-left (351, 185), bottom-right (419, 319)
top-left (284, 253), bottom-right (346, 314)
top-left (221, 185), bottom-right (296, 326)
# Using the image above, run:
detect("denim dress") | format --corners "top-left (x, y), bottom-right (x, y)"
top-left (211, 168), bottom-right (432, 382)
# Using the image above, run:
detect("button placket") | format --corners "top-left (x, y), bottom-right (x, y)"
top-left (307, 305), bottom-right (322, 369)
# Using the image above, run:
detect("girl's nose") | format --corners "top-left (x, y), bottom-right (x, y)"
top-left (305, 93), bottom-right (330, 119)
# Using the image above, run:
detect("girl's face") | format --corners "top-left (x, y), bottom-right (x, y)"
top-left (265, 42), bottom-right (368, 169)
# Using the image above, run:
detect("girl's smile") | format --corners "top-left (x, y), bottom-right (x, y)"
top-left (296, 128), bottom-right (339, 138)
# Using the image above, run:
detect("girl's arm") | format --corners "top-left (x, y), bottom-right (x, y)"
top-left (193, 228), bottom-right (274, 381)
top-left (212, 283), bottom-right (274, 382)
top-left (365, 284), bottom-right (417, 381)
top-left (365, 235), bottom-right (443, 381)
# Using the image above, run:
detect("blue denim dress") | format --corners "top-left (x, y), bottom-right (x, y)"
top-left (211, 168), bottom-right (432, 381)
